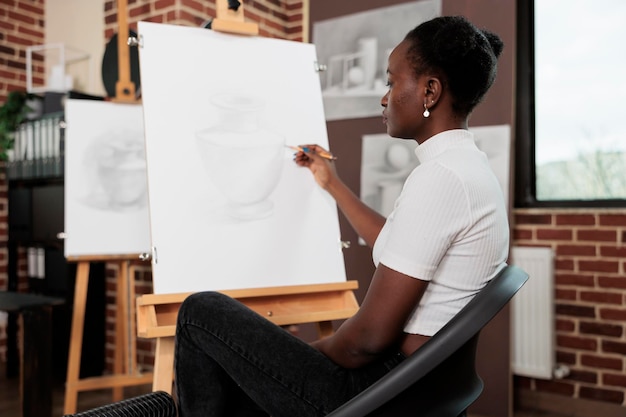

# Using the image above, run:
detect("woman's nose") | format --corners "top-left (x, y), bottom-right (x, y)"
top-left (381, 92), bottom-right (389, 107)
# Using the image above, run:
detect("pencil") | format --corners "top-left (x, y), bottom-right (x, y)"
top-left (286, 145), bottom-right (337, 161)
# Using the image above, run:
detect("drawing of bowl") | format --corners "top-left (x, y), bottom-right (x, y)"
top-left (97, 138), bottom-right (148, 209)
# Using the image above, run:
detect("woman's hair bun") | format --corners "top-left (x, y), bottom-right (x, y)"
top-left (482, 30), bottom-right (504, 58)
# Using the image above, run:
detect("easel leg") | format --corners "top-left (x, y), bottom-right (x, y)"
top-left (128, 263), bottom-right (139, 376)
top-left (152, 337), bottom-right (175, 394)
top-left (113, 260), bottom-right (131, 401)
top-left (316, 321), bottom-right (334, 339)
top-left (64, 261), bottom-right (90, 415)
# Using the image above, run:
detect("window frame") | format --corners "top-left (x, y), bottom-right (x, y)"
top-left (514, 0), bottom-right (626, 208)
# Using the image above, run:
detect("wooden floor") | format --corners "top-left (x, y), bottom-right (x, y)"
top-left (0, 361), bottom-right (565, 417)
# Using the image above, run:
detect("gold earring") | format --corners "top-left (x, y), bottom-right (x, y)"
top-left (423, 104), bottom-right (430, 118)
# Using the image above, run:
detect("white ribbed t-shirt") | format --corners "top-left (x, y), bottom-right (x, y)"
top-left (372, 129), bottom-right (509, 336)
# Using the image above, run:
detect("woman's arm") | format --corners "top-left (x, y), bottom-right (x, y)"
top-left (293, 145), bottom-right (386, 247)
top-left (311, 263), bottom-right (428, 368)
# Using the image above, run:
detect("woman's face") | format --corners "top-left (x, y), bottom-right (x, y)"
top-left (381, 40), bottom-right (424, 141)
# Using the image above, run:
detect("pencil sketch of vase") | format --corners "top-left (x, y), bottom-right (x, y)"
top-left (196, 94), bottom-right (285, 221)
top-left (96, 132), bottom-right (148, 210)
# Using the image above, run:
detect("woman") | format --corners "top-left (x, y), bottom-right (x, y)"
top-left (174, 15), bottom-right (509, 417)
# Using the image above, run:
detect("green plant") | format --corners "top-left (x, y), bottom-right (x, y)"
top-left (0, 91), bottom-right (33, 161)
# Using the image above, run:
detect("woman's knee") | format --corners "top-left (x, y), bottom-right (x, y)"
top-left (178, 291), bottom-right (233, 324)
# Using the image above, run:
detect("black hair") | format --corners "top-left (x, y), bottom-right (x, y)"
top-left (404, 16), bottom-right (504, 116)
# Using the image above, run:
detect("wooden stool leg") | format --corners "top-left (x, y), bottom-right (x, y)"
top-left (64, 261), bottom-right (90, 415)
top-left (22, 307), bottom-right (54, 417)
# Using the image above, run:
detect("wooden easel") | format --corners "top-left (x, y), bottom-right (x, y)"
top-left (137, 281), bottom-right (359, 392)
top-left (63, 1), bottom-right (151, 414)
top-left (113, 0), bottom-right (136, 103)
top-left (210, 0), bottom-right (259, 35)
top-left (63, 256), bottom-right (153, 414)
top-left (134, 0), bottom-right (360, 394)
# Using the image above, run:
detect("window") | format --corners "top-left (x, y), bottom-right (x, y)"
top-left (515, 0), bottom-right (626, 207)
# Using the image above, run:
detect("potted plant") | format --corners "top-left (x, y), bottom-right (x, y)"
top-left (0, 91), bottom-right (34, 161)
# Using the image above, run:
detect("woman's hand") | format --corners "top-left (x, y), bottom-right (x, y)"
top-left (294, 143), bottom-right (386, 247)
top-left (293, 144), bottom-right (338, 190)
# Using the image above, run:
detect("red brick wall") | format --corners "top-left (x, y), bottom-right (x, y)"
top-left (513, 208), bottom-right (626, 407)
top-left (103, 0), bottom-right (306, 41)
top-left (0, 0), bottom-right (45, 104)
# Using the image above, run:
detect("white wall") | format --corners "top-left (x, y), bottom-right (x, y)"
top-left (45, 0), bottom-right (106, 96)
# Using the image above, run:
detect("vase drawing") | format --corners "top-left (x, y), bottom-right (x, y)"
top-left (196, 94), bottom-right (285, 220)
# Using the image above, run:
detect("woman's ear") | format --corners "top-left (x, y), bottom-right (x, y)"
top-left (422, 77), bottom-right (442, 115)
top-left (424, 77), bottom-right (442, 105)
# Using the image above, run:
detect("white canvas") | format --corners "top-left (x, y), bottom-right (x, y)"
top-left (138, 22), bottom-right (347, 294)
top-left (64, 99), bottom-right (151, 257)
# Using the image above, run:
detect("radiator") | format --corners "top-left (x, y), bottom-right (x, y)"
top-left (510, 246), bottom-right (555, 379)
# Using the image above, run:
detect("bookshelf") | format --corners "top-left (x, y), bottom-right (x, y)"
top-left (6, 111), bottom-right (64, 181)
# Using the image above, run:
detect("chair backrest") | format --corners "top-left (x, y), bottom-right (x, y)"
top-left (325, 264), bottom-right (529, 417)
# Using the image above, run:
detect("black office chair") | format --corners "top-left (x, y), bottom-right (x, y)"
top-left (64, 265), bottom-right (528, 417)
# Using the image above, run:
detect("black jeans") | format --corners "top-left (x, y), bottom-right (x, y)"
top-left (175, 291), bottom-right (405, 417)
